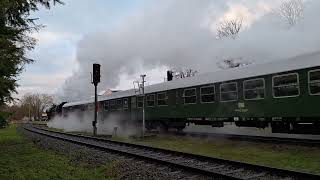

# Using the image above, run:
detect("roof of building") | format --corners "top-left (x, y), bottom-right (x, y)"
top-left (63, 51), bottom-right (320, 108)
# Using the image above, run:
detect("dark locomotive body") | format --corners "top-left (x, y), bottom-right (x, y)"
top-left (62, 52), bottom-right (320, 134)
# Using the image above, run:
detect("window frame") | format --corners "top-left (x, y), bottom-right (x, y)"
top-left (88, 103), bottom-right (94, 110)
top-left (131, 96), bottom-right (137, 108)
top-left (272, 73), bottom-right (300, 98)
top-left (110, 100), bottom-right (116, 110)
top-left (137, 96), bottom-right (144, 108)
top-left (200, 85), bottom-right (215, 104)
top-left (243, 78), bottom-right (265, 101)
top-left (183, 88), bottom-right (197, 105)
top-left (116, 99), bottom-right (123, 110)
top-left (157, 92), bottom-right (168, 106)
top-left (146, 94), bottom-right (155, 107)
top-left (308, 69), bottom-right (320, 96)
top-left (123, 98), bottom-right (129, 109)
top-left (103, 101), bottom-right (109, 111)
top-left (220, 82), bottom-right (238, 102)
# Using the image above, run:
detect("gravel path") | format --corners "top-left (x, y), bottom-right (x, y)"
top-left (18, 126), bottom-right (214, 180)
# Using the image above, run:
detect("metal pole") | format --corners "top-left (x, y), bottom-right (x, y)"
top-left (93, 84), bottom-right (98, 136)
top-left (92, 63), bottom-right (100, 136)
top-left (141, 75), bottom-right (146, 138)
top-left (29, 104), bottom-right (31, 122)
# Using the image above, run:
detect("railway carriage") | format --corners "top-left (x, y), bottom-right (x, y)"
top-left (62, 52), bottom-right (320, 134)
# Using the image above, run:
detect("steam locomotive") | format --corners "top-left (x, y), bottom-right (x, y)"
top-left (61, 52), bottom-right (320, 134)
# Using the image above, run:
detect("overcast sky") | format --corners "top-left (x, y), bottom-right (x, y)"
top-left (16, 0), bottom-right (320, 101)
top-left (18, 0), bottom-right (143, 97)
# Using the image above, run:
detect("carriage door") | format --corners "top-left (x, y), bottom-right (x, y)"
top-left (131, 96), bottom-right (137, 121)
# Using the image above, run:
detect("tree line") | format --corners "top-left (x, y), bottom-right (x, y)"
top-left (2, 93), bottom-right (54, 122)
top-left (0, 0), bottom-right (62, 127)
top-left (0, 0), bottom-right (63, 106)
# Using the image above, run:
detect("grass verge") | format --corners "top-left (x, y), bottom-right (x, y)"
top-left (0, 125), bottom-right (113, 180)
top-left (115, 135), bottom-right (320, 175)
top-left (30, 120), bottom-right (48, 125)
top-left (46, 127), bottom-right (320, 175)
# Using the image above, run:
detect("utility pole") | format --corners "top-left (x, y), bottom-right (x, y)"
top-left (140, 74), bottom-right (146, 138)
top-left (92, 63), bottom-right (101, 136)
top-left (29, 103), bottom-right (31, 121)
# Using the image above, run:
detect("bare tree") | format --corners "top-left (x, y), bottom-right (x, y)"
top-left (277, 0), bottom-right (304, 27)
top-left (216, 17), bottom-right (243, 39)
top-left (39, 94), bottom-right (54, 115)
top-left (217, 57), bottom-right (252, 69)
top-left (171, 68), bottom-right (198, 79)
top-left (20, 93), bottom-right (54, 120)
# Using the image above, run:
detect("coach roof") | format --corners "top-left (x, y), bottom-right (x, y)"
top-left (63, 51), bottom-right (320, 108)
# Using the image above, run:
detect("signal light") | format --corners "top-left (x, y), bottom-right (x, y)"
top-left (93, 63), bottom-right (100, 85)
top-left (167, 70), bottom-right (173, 81)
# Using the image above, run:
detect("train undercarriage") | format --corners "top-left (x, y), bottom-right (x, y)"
top-left (145, 117), bottom-right (320, 135)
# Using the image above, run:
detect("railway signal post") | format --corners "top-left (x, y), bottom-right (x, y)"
top-left (140, 74), bottom-right (146, 138)
top-left (92, 63), bottom-right (101, 136)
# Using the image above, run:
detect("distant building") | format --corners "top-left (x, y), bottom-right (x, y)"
top-left (99, 89), bottom-right (121, 96)
top-left (90, 89), bottom-right (122, 99)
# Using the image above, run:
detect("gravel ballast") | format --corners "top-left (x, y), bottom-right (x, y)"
top-left (18, 126), bottom-right (214, 180)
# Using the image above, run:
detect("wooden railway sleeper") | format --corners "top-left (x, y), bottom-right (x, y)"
top-left (194, 161), bottom-right (209, 167)
top-left (204, 165), bottom-right (226, 171)
top-left (243, 172), bottom-right (267, 180)
top-left (168, 171), bottom-right (182, 175)
top-left (224, 168), bottom-right (245, 175)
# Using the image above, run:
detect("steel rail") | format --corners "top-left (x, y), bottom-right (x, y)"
top-left (33, 124), bottom-right (320, 146)
top-left (25, 125), bottom-right (320, 180)
top-left (25, 126), bottom-right (238, 179)
top-left (155, 131), bottom-right (320, 147)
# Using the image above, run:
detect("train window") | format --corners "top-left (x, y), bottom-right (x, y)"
top-left (309, 70), bottom-right (320, 95)
top-left (103, 101), bottom-right (109, 111)
top-left (123, 98), bottom-right (129, 109)
top-left (184, 88), bottom-right (197, 104)
top-left (131, 97), bottom-right (136, 108)
top-left (273, 73), bottom-right (299, 98)
top-left (146, 94), bottom-right (155, 107)
top-left (220, 82), bottom-right (238, 102)
top-left (200, 86), bottom-right (215, 103)
top-left (80, 105), bottom-right (85, 111)
top-left (88, 104), bottom-right (94, 110)
top-left (117, 99), bottom-right (123, 110)
top-left (244, 78), bottom-right (265, 100)
top-left (137, 96), bottom-right (143, 108)
top-left (157, 92), bottom-right (168, 106)
top-left (110, 100), bottom-right (116, 109)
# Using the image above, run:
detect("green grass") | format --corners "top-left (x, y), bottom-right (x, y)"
top-left (46, 127), bottom-right (320, 175)
top-left (30, 120), bottom-right (48, 125)
top-left (111, 135), bottom-right (320, 175)
top-left (0, 125), bottom-right (114, 180)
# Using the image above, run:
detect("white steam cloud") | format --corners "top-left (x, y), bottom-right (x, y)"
top-left (48, 112), bottom-right (139, 136)
top-left (60, 0), bottom-right (320, 101)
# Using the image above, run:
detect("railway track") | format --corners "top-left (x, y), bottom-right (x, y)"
top-left (24, 125), bottom-right (320, 180)
top-left (167, 131), bottom-right (320, 147)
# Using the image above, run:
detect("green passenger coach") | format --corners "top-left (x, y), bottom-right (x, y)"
top-left (63, 51), bottom-right (320, 134)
